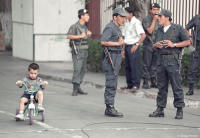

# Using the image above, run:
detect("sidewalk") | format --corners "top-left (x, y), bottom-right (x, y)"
top-left (1, 51), bottom-right (200, 108)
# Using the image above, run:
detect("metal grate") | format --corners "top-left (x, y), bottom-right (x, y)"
top-left (151, 0), bottom-right (199, 28)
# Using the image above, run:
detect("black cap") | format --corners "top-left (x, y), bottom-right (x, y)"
top-left (150, 3), bottom-right (160, 9)
top-left (158, 9), bottom-right (172, 18)
top-left (78, 9), bottom-right (89, 16)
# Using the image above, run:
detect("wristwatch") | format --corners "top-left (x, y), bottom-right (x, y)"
top-left (174, 43), bottom-right (177, 47)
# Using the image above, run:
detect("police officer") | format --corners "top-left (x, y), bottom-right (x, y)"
top-left (149, 10), bottom-right (190, 119)
top-left (67, 9), bottom-right (92, 96)
top-left (185, 15), bottom-right (200, 96)
top-left (142, 3), bottom-right (161, 89)
top-left (101, 7), bottom-right (127, 117)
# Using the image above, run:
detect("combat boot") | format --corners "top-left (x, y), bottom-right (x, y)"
top-left (150, 77), bottom-right (157, 88)
top-left (142, 79), bottom-right (150, 89)
top-left (149, 106), bottom-right (164, 117)
top-left (72, 83), bottom-right (78, 96)
top-left (186, 84), bottom-right (194, 96)
top-left (105, 105), bottom-right (123, 118)
top-left (175, 107), bottom-right (183, 119)
top-left (77, 84), bottom-right (88, 95)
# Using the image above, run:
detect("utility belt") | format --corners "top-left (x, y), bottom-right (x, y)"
top-left (160, 54), bottom-right (178, 59)
top-left (125, 43), bottom-right (137, 47)
top-left (108, 49), bottom-right (122, 54)
top-left (70, 40), bottom-right (88, 47)
top-left (77, 45), bottom-right (88, 49)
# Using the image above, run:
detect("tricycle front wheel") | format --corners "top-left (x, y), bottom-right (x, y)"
top-left (29, 109), bottom-right (33, 125)
top-left (41, 111), bottom-right (45, 122)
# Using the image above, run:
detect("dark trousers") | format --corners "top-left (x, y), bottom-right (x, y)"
top-left (186, 41), bottom-right (200, 84)
top-left (125, 45), bottom-right (141, 88)
top-left (103, 52), bottom-right (122, 105)
top-left (156, 57), bottom-right (185, 108)
top-left (142, 45), bottom-right (157, 79)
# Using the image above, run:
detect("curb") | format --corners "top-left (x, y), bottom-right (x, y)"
top-left (40, 73), bottom-right (200, 109)
top-left (143, 91), bottom-right (200, 109)
top-left (39, 73), bottom-right (105, 89)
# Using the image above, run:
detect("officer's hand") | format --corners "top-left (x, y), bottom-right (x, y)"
top-left (121, 50), bottom-right (125, 58)
top-left (87, 31), bottom-right (92, 37)
top-left (118, 37), bottom-right (124, 46)
top-left (153, 14), bottom-right (159, 21)
top-left (153, 41), bottom-right (163, 49)
top-left (131, 45), bottom-right (138, 53)
top-left (164, 40), bottom-right (174, 48)
top-left (16, 80), bottom-right (22, 87)
top-left (42, 81), bottom-right (48, 89)
top-left (80, 32), bottom-right (86, 39)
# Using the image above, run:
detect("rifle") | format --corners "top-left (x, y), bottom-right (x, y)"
top-left (102, 25), bottom-right (123, 76)
top-left (104, 47), bottom-right (116, 76)
top-left (71, 24), bottom-right (85, 55)
top-left (72, 41), bottom-right (78, 55)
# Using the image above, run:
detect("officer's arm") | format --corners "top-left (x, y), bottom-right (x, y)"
top-left (101, 40), bottom-right (122, 47)
top-left (173, 40), bottom-right (191, 48)
top-left (67, 34), bottom-right (85, 40)
top-left (101, 27), bottom-right (123, 46)
top-left (136, 21), bottom-right (146, 45)
top-left (185, 29), bottom-right (191, 36)
top-left (165, 40), bottom-right (190, 48)
top-left (186, 15), bottom-right (196, 30)
top-left (67, 25), bottom-right (85, 40)
top-left (146, 17), bottom-right (158, 35)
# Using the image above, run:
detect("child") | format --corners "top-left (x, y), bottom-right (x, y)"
top-left (15, 63), bottom-right (48, 120)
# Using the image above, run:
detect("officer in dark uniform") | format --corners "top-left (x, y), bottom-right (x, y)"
top-left (101, 7), bottom-right (127, 117)
top-left (185, 15), bottom-right (200, 95)
top-left (149, 10), bottom-right (190, 119)
top-left (142, 3), bottom-right (161, 89)
top-left (67, 9), bottom-right (92, 96)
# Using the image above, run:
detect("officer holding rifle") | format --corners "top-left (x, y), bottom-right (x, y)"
top-left (67, 9), bottom-right (92, 96)
top-left (101, 7), bottom-right (127, 118)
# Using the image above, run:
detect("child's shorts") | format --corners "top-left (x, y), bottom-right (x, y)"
top-left (21, 92), bottom-right (38, 103)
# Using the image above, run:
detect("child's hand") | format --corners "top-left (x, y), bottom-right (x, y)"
top-left (42, 81), bottom-right (48, 88)
top-left (16, 80), bottom-right (23, 87)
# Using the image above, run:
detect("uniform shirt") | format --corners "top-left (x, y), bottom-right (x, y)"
top-left (186, 15), bottom-right (200, 41)
top-left (20, 76), bottom-right (44, 94)
top-left (154, 23), bottom-right (189, 55)
top-left (123, 16), bottom-right (145, 45)
top-left (67, 21), bottom-right (88, 49)
top-left (142, 14), bottom-right (160, 43)
top-left (101, 21), bottom-right (123, 51)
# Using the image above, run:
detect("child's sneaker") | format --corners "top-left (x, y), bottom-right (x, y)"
top-left (15, 113), bottom-right (24, 120)
top-left (38, 104), bottom-right (45, 111)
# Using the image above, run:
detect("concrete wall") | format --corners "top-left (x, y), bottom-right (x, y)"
top-left (12, 0), bottom-right (33, 60)
top-left (12, 0), bottom-right (84, 61)
top-left (34, 0), bottom-right (84, 61)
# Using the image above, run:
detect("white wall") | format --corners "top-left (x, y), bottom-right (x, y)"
top-left (13, 23), bottom-right (33, 60)
top-left (12, 0), bottom-right (33, 23)
top-left (34, 0), bottom-right (84, 61)
top-left (34, 35), bottom-right (69, 61)
top-left (12, 0), bottom-right (84, 61)
top-left (12, 0), bottom-right (33, 60)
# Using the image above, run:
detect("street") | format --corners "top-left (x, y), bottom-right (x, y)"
top-left (0, 52), bottom-right (200, 138)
